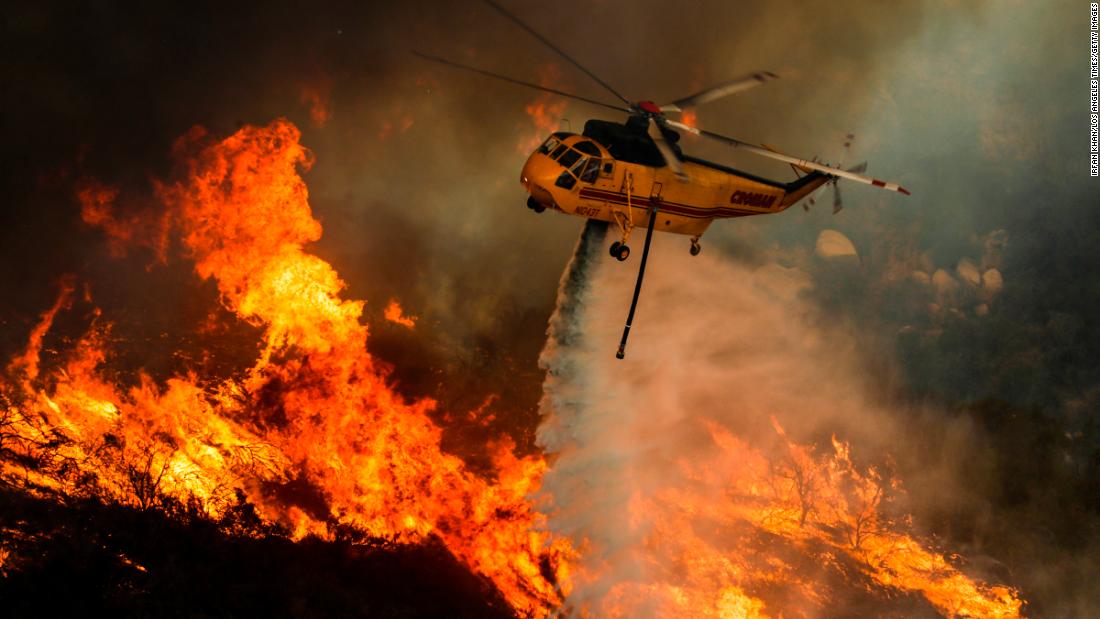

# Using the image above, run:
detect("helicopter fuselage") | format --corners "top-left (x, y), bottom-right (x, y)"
top-left (520, 119), bottom-right (831, 241)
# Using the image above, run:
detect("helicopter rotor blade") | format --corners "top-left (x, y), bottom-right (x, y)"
top-left (803, 183), bottom-right (825, 211)
top-left (660, 71), bottom-right (779, 112)
top-left (647, 118), bottom-right (688, 181)
top-left (665, 120), bottom-right (911, 195)
top-left (833, 161), bottom-right (865, 212)
top-left (412, 51), bottom-right (631, 114)
top-left (481, 0), bottom-right (633, 107)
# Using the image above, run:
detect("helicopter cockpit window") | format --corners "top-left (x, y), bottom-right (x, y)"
top-left (550, 144), bottom-right (569, 160)
top-left (569, 156), bottom-right (587, 176)
top-left (539, 136), bottom-right (561, 155)
top-left (555, 170), bottom-right (577, 190)
top-left (558, 149), bottom-right (581, 170)
top-left (573, 140), bottom-right (601, 156)
top-left (579, 158), bottom-right (601, 183)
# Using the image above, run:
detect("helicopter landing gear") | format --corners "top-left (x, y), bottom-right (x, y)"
top-left (689, 236), bottom-right (702, 256)
top-left (526, 196), bottom-right (546, 213)
top-left (610, 211), bottom-right (634, 262)
top-left (610, 241), bottom-right (631, 261)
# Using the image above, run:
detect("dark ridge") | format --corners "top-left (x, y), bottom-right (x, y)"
top-left (0, 489), bottom-right (518, 619)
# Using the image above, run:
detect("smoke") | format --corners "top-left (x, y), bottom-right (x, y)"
top-left (536, 229), bottom-right (943, 614)
top-left (3, 0), bottom-right (1096, 613)
top-left (539, 220), bottom-right (608, 437)
top-left (0, 0), bottom-right (990, 445)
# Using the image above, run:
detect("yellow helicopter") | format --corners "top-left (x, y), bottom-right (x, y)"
top-left (417, 0), bottom-right (910, 359)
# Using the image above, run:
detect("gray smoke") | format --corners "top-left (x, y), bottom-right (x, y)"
top-left (539, 220), bottom-right (609, 434)
top-left (4, 1), bottom-right (1096, 613)
top-left (534, 230), bottom-right (944, 615)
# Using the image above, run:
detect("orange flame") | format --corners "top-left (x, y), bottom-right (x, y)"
top-left (2, 119), bottom-right (570, 616)
top-left (519, 64), bottom-right (567, 153)
top-left (78, 180), bottom-right (169, 262)
top-left (680, 108), bottom-right (698, 129)
top-left (2, 118), bottom-right (1025, 618)
top-left (384, 299), bottom-right (417, 329)
top-left (6, 275), bottom-right (74, 387)
top-left (567, 417), bottom-right (1023, 617)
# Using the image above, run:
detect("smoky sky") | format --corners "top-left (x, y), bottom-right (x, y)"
top-left (3, 0), bottom-right (1098, 613)
top-left (0, 0), bottom-right (957, 448)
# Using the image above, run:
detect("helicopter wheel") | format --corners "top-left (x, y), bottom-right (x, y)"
top-left (690, 240), bottom-right (702, 256)
top-left (611, 242), bottom-right (630, 262)
top-left (527, 197), bottom-right (546, 213)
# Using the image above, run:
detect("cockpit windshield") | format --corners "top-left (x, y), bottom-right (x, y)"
top-left (558, 149), bottom-right (581, 170)
top-left (573, 140), bottom-right (601, 156)
top-left (543, 139), bottom-right (606, 184)
top-left (569, 157), bottom-right (587, 176)
top-left (539, 135), bottom-right (561, 155)
top-left (580, 158), bottom-right (601, 183)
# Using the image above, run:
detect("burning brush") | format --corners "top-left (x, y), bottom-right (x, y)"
top-left (1, 119), bottom-right (571, 617)
top-left (1, 117), bottom-right (1025, 619)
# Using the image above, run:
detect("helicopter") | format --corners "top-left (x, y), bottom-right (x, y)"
top-left (416, 0), bottom-right (910, 359)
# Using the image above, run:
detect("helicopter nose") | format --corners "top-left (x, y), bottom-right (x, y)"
top-left (521, 154), bottom-right (560, 196)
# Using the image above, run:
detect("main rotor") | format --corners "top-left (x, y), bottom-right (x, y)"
top-left (413, 0), bottom-right (909, 360)
top-left (414, 0), bottom-right (910, 191)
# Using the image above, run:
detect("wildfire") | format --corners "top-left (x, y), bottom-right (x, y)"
top-left (519, 64), bottom-right (567, 153)
top-left (538, 230), bottom-right (1026, 618)
top-left (384, 299), bottom-right (418, 329)
top-left (1, 119), bottom-right (569, 616)
top-left (557, 417), bottom-right (1023, 618)
top-left (77, 181), bottom-right (169, 261)
top-left (2, 117), bottom-right (1026, 618)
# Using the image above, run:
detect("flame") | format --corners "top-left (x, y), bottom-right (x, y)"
top-left (519, 64), bottom-right (567, 153)
top-left (748, 419), bottom-right (1023, 617)
top-left (1, 119), bottom-right (569, 616)
top-left (520, 99), bottom-right (566, 150)
top-left (378, 111), bottom-right (415, 141)
top-left (564, 416), bottom-right (1024, 618)
top-left (535, 233), bottom-right (1027, 617)
top-left (2, 117), bottom-right (1025, 618)
top-left (77, 180), bottom-right (169, 261)
top-left (680, 108), bottom-right (698, 129)
top-left (384, 299), bottom-right (417, 329)
top-left (299, 82), bottom-right (332, 128)
top-left (6, 275), bottom-right (74, 387)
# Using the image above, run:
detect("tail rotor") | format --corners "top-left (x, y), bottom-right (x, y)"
top-left (801, 134), bottom-right (867, 214)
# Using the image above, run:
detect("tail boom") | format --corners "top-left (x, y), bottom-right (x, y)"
top-left (779, 171), bottom-right (831, 209)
